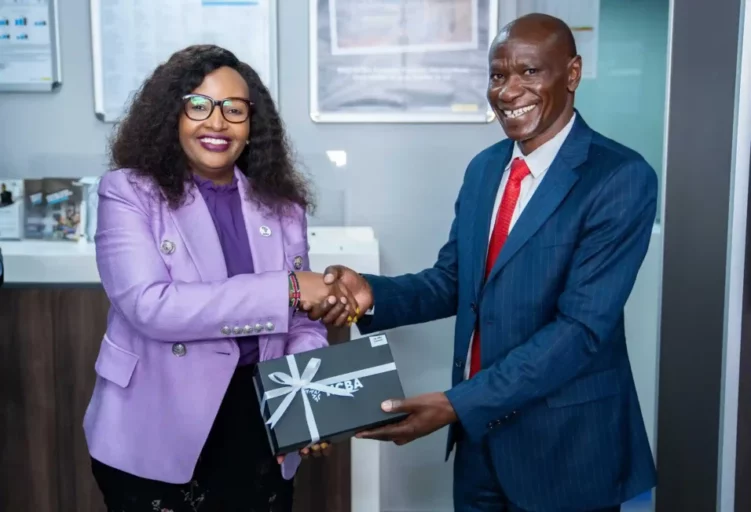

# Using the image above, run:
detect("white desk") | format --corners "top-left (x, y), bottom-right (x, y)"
top-left (0, 226), bottom-right (380, 285)
top-left (0, 226), bottom-right (383, 512)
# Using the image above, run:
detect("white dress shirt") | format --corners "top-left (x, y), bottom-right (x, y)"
top-left (464, 113), bottom-right (577, 380)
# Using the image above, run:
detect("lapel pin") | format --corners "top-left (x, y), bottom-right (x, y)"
top-left (160, 240), bottom-right (176, 254)
top-left (259, 226), bottom-right (272, 237)
top-left (293, 256), bottom-right (303, 269)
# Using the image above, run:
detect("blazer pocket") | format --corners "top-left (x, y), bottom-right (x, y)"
top-left (545, 368), bottom-right (620, 408)
top-left (94, 335), bottom-right (139, 388)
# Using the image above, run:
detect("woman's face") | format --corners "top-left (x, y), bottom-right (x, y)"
top-left (178, 66), bottom-right (251, 183)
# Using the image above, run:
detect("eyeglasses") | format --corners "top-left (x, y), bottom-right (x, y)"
top-left (182, 94), bottom-right (253, 123)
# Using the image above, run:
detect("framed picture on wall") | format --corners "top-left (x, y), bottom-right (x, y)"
top-left (0, 0), bottom-right (62, 92)
top-left (309, 0), bottom-right (499, 123)
top-left (90, 0), bottom-right (279, 122)
top-left (506, 0), bottom-right (600, 79)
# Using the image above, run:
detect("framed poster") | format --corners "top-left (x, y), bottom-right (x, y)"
top-left (90, 0), bottom-right (279, 122)
top-left (510, 0), bottom-right (600, 79)
top-left (310, 0), bottom-right (499, 123)
top-left (0, 0), bottom-right (62, 92)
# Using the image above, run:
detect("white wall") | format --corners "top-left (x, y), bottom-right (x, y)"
top-left (625, 229), bottom-right (663, 456)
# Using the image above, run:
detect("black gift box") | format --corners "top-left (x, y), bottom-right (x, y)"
top-left (252, 332), bottom-right (407, 455)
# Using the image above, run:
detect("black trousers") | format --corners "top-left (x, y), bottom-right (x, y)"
top-left (91, 364), bottom-right (293, 512)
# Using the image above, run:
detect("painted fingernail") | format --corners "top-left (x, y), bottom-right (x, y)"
top-left (356, 307), bottom-right (360, 314)
top-left (347, 316), bottom-right (352, 322)
top-left (381, 400), bottom-right (393, 412)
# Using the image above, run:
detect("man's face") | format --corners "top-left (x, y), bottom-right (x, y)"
top-left (487, 33), bottom-right (580, 152)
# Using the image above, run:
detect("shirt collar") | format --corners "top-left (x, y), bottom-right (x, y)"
top-left (509, 112), bottom-right (577, 179)
top-left (192, 173), bottom-right (239, 194)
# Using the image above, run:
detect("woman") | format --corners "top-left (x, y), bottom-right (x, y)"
top-left (84, 45), bottom-right (357, 511)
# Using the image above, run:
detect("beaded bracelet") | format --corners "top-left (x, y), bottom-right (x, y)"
top-left (288, 271), bottom-right (301, 309)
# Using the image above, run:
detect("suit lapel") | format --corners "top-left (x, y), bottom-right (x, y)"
top-left (483, 115), bottom-right (592, 288)
top-left (472, 143), bottom-right (513, 297)
top-left (235, 168), bottom-right (283, 275)
top-left (169, 182), bottom-right (227, 282)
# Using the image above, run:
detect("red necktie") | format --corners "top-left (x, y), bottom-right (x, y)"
top-left (469, 157), bottom-right (531, 378)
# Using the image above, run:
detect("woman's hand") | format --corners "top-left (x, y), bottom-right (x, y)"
top-left (276, 442), bottom-right (332, 464)
top-left (293, 271), bottom-right (360, 324)
top-left (307, 265), bottom-right (373, 327)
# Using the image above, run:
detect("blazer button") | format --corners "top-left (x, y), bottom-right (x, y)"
top-left (233, 326), bottom-right (243, 335)
top-left (221, 326), bottom-right (231, 335)
top-left (454, 358), bottom-right (464, 368)
top-left (254, 323), bottom-right (263, 333)
top-left (470, 302), bottom-right (478, 313)
top-left (243, 325), bottom-right (253, 335)
top-left (160, 240), bottom-right (176, 255)
top-left (265, 321), bottom-right (275, 332)
top-left (172, 343), bottom-right (186, 357)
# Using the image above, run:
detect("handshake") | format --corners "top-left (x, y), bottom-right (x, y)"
top-left (293, 265), bottom-right (373, 327)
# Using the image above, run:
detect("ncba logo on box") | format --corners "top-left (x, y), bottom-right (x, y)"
top-left (305, 378), bottom-right (363, 402)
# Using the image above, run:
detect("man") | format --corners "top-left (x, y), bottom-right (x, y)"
top-left (309, 13), bottom-right (657, 512)
top-left (0, 183), bottom-right (13, 207)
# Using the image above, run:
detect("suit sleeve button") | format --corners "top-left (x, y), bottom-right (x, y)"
top-left (221, 326), bottom-right (231, 335)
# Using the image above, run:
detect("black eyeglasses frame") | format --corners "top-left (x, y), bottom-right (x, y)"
top-left (181, 94), bottom-right (253, 124)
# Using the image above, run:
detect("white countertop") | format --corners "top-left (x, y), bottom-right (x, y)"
top-left (0, 226), bottom-right (380, 284)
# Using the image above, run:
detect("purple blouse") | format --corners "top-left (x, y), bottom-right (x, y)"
top-left (193, 174), bottom-right (259, 366)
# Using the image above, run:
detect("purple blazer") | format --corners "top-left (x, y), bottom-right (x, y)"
top-left (83, 168), bottom-right (328, 484)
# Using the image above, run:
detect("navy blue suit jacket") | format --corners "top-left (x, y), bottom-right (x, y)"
top-left (359, 114), bottom-right (657, 510)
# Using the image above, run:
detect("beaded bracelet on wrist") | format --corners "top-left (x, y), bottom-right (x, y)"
top-left (288, 271), bottom-right (301, 309)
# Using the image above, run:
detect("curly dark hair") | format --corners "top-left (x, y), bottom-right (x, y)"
top-left (109, 44), bottom-right (313, 214)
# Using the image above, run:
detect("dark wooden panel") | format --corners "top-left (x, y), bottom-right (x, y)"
top-left (1, 288), bottom-right (352, 512)
top-left (293, 325), bottom-right (352, 512)
top-left (0, 289), bottom-right (59, 512)
top-left (52, 288), bottom-right (110, 512)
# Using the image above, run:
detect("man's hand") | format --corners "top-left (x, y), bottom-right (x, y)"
top-left (294, 271), bottom-right (358, 318)
top-left (306, 265), bottom-right (374, 327)
top-left (355, 392), bottom-right (457, 445)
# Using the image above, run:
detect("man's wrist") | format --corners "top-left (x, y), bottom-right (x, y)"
top-left (439, 392), bottom-right (459, 425)
top-left (359, 273), bottom-right (375, 315)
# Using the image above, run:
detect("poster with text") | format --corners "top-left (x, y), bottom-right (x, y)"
top-left (514, 0), bottom-right (600, 79)
top-left (0, 179), bottom-right (23, 239)
top-left (311, 0), bottom-right (498, 123)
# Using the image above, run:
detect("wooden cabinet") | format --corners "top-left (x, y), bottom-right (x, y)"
top-left (0, 287), bottom-right (350, 512)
